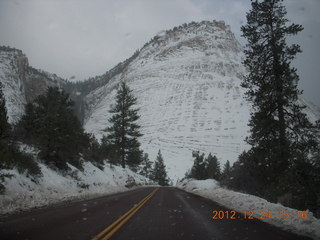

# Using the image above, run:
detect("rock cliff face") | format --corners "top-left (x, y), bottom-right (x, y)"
top-left (83, 21), bottom-right (251, 180)
top-left (0, 46), bottom-right (65, 123)
top-left (0, 47), bottom-right (27, 123)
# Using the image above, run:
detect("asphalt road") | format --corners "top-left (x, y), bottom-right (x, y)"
top-left (0, 187), bottom-right (313, 240)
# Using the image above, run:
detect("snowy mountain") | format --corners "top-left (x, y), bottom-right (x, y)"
top-left (1, 21), bottom-right (319, 182)
top-left (0, 46), bottom-right (65, 123)
top-left (83, 21), bottom-right (320, 181)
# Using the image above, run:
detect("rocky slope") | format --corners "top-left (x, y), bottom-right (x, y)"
top-left (83, 21), bottom-right (254, 181)
top-left (0, 46), bottom-right (65, 123)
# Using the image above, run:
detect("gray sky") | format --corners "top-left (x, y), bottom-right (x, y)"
top-left (0, 0), bottom-right (319, 107)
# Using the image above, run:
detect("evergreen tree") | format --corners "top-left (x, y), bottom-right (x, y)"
top-left (151, 150), bottom-right (169, 186)
top-left (16, 103), bottom-right (38, 143)
top-left (100, 135), bottom-right (119, 166)
top-left (139, 153), bottom-right (153, 178)
top-left (127, 148), bottom-right (143, 172)
top-left (227, 151), bottom-right (265, 196)
top-left (190, 151), bottom-right (206, 180)
top-left (106, 82), bottom-right (143, 168)
top-left (0, 82), bottom-right (41, 178)
top-left (310, 143), bottom-right (320, 217)
top-left (19, 87), bottom-right (88, 170)
top-left (204, 153), bottom-right (220, 180)
top-left (84, 134), bottom-right (104, 168)
top-left (221, 160), bottom-right (231, 181)
top-left (240, 0), bottom-right (319, 203)
top-left (242, 0), bottom-right (301, 172)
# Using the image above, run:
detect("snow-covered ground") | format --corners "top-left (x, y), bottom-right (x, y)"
top-left (177, 179), bottom-right (320, 240)
top-left (0, 161), bottom-right (150, 215)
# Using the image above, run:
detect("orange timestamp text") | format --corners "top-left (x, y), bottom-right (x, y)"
top-left (212, 210), bottom-right (308, 220)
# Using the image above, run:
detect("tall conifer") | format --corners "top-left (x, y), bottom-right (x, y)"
top-left (241, 0), bottom-right (318, 199)
top-left (139, 153), bottom-right (153, 178)
top-left (106, 82), bottom-right (143, 168)
top-left (19, 87), bottom-right (87, 170)
top-left (205, 154), bottom-right (220, 180)
top-left (151, 150), bottom-right (169, 186)
top-left (190, 151), bottom-right (206, 180)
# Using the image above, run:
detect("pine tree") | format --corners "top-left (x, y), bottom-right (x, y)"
top-left (17, 103), bottom-right (38, 143)
top-left (127, 148), bottom-right (143, 172)
top-left (221, 160), bottom-right (231, 180)
top-left (242, 0), bottom-right (301, 171)
top-left (19, 87), bottom-right (88, 170)
top-left (204, 154), bottom-right (220, 180)
top-left (0, 82), bottom-right (41, 177)
top-left (139, 153), bottom-right (153, 178)
top-left (151, 150), bottom-right (169, 186)
top-left (228, 151), bottom-right (265, 196)
top-left (84, 134), bottom-right (104, 168)
top-left (106, 82), bottom-right (143, 168)
top-left (241, 0), bottom-right (319, 201)
top-left (190, 151), bottom-right (206, 180)
top-left (100, 135), bottom-right (119, 166)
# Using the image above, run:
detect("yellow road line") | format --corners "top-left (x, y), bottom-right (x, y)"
top-left (91, 188), bottom-right (159, 240)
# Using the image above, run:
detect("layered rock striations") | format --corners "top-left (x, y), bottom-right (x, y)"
top-left (84, 21), bottom-right (251, 180)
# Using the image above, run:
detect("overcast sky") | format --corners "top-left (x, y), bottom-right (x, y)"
top-left (0, 0), bottom-right (319, 107)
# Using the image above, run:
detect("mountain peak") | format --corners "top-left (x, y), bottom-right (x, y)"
top-left (154, 20), bottom-right (232, 40)
top-left (139, 20), bottom-right (242, 64)
top-left (84, 20), bottom-right (249, 181)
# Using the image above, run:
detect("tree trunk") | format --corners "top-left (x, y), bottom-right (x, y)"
top-left (270, 16), bottom-right (289, 169)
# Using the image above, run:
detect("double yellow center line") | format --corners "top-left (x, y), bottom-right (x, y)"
top-left (91, 188), bottom-right (159, 240)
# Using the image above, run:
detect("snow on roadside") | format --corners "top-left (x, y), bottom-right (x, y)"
top-left (0, 161), bottom-right (149, 215)
top-left (177, 179), bottom-right (320, 240)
